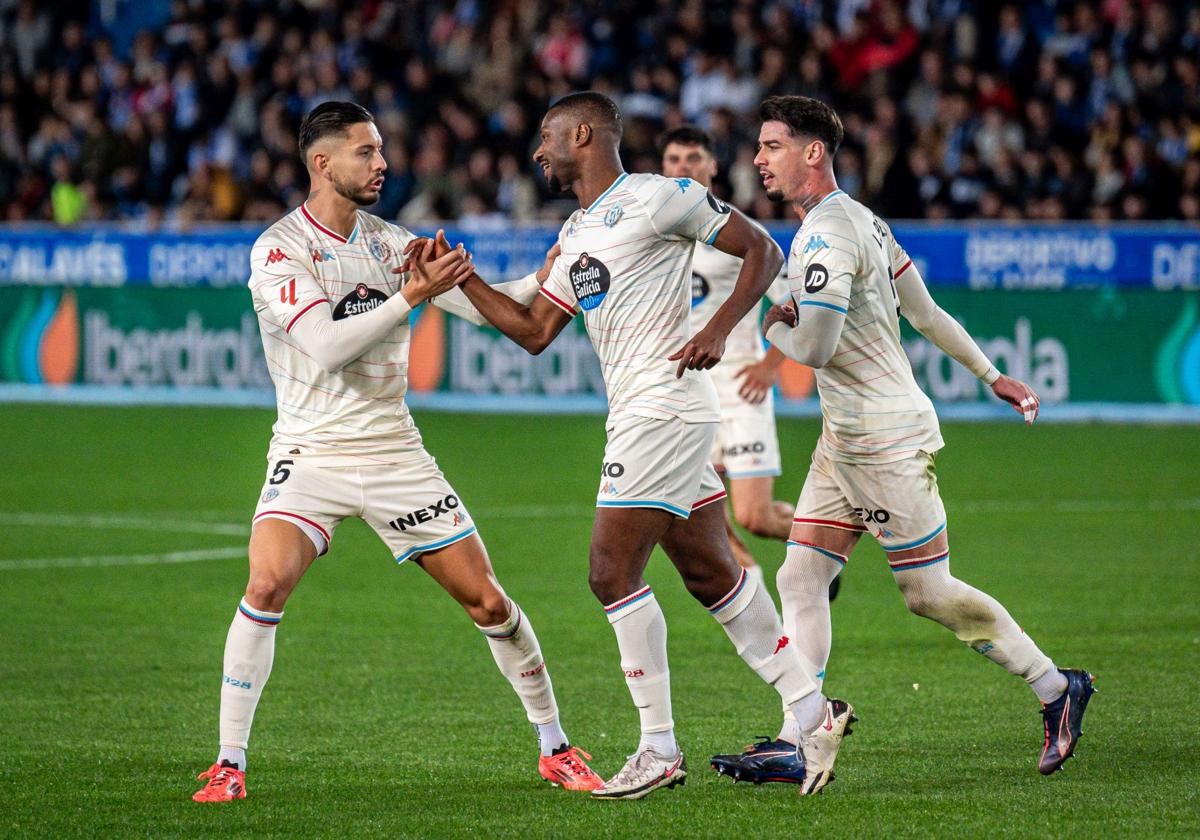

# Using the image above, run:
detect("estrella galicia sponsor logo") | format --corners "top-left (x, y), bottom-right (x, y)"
top-left (388, 494), bottom-right (463, 532)
top-left (260, 487), bottom-right (279, 503)
top-left (804, 263), bottom-right (829, 293)
top-left (803, 235), bottom-right (830, 254)
top-left (722, 441), bottom-right (765, 458)
top-left (691, 272), bottom-right (710, 307)
top-left (604, 205), bottom-right (624, 228)
top-left (706, 191), bottom-right (731, 214)
top-left (570, 253), bottom-right (611, 311)
top-left (853, 506), bottom-right (890, 524)
top-left (333, 283), bottom-right (388, 320)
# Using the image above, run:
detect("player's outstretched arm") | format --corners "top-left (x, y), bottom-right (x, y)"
top-left (430, 242), bottom-right (559, 326)
top-left (458, 274), bottom-right (573, 355)
top-left (289, 245), bottom-right (472, 373)
top-left (670, 210), bottom-right (784, 377)
top-left (894, 261), bottom-right (1039, 423)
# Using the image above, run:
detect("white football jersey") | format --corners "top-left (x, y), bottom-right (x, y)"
top-left (248, 204), bottom-right (428, 465)
top-left (689, 242), bottom-right (790, 410)
top-left (539, 172), bottom-right (732, 423)
top-left (787, 189), bottom-right (944, 463)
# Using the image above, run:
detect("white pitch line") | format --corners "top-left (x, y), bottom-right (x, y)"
top-left (0, 546), bottom-right (245, 572)
top-left (0, 512), bottom-right (248, 536)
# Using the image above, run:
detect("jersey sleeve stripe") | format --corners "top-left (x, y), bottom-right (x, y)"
top-left (703, 214), bottom-right (730, 245)
top-left (285, 299), bottom-right (327, 332)
top-left (539, 287), bottom-right (577, 316)
top-left (895, 258), bottom-right (913, 277)
top-left (798, 300), bottom-right (848, 315)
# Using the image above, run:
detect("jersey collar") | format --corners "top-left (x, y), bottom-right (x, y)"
top-left (300, 202), bottom-right (360, 243)
top-left (585, 172), bottom-right (629, 214)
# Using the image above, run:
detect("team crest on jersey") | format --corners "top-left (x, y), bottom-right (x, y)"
top-left (804, 263), bottom-right (829, 293)
top-left (333, 283), bottom-right (389, 319)
top-left (691, 273), bottom-right (710, 307)
top-left (260, 488), bottom-right (279, 503)
top-left (570, 252), bottom-right (611, 311)
top-left (803, 235), bottom-right (830, 254)
top-left (604, 205), bottom-right (624, 228)
top-left (368, 237), bottom-right (392, 262)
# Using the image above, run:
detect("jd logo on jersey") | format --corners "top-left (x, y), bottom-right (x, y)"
top-left (570, 253), bottom-right (611, 311)
top-left (691, 273), bottom-right (710, 307)
top-left (804, 263), bottom-right (829, 293)
top-left (333, 283), bottom-right (389, 320)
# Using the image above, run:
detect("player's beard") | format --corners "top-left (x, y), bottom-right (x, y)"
top-left (332, 172), bottom-right (380, 206)
top-left (766, 188), bottom-right (785, 202)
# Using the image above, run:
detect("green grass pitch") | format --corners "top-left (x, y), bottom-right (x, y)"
top-left (1, 405), bottom-right (1198, 837)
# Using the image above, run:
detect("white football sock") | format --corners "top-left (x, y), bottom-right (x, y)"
top-left (893, 554), bottom-right (1063, 700)
top-left (476, 599), bottom-right (564, 749)
top-left (535, 721), bottom-right (569, 756)
top-left (708, 569), bottom-right (819, 709)
top-left (218, 599), bottom-right (282, 761)
top-left (777, 542), bottom-right (845, 691)
top-left (217, 746), bottom-right (246, 770)
top-left (605, 587), bottom-right (675, 754)
top-left (744, 563), bottom-right (765, 588)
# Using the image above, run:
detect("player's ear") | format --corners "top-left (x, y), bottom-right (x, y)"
top-left (574, 123), bottom-right (592, 147)
top-left (807, 139), bottom-right (825, 166)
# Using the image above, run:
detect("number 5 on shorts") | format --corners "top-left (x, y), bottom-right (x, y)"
top-left (269, 460), bottom-right (294, 485)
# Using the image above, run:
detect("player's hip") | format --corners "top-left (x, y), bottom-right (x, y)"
top-left (252, 447), bottom-right (476, 563)
top-left (597, 414), bottom-right (725, 518)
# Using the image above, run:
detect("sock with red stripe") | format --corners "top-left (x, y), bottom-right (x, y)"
top-left (217, 599), bottom-right (283, 768)
top-left (893, 557), bottom-right (1066, 702)
top-left (709, 569), bottom-right (820, 717)
top-left (604, 587), bottom-right (676, 755)
top-left (475, 599), bottom-right (567, 756)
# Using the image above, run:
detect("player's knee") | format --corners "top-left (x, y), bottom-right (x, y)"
top-left (244, 575), bottom-right (291, 613)
top-left (897, 577), bottom-right (938, 618)
top-left (463, 589), bottom-right (510, 626)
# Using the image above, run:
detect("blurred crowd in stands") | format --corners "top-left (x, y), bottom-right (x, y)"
top-left (1, 0), bottom-right (1198, 227)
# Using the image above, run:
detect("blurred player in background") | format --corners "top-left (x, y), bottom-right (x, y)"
top-left (659, 126), bottom-right (840, 602)
top-left (444, 92), bottom-right (854, 799)
top-left (735, 94), bottom-right (1096, 777)
top-left (192, 102), bottom-right (601, 802)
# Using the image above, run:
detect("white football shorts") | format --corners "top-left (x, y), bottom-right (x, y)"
top-left (596, 414), bottom-right (726, 518)
top-left (792, 444), bottom-right (947, 554)
top-left (252, 448), bottom-right (476, 563)
top-left (709, 364), bottom-right (782, 479)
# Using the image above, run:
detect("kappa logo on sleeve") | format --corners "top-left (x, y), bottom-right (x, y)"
top-left (265, 248), bottom-right (289, 265)
top-left (803, 235), bottom-right (830, 254)
top-left (804, 263), bottom-right (829, 293)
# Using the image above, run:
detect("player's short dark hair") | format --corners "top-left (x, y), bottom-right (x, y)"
top-left (546, 91), bottom-right (623, 139)
top-left (759, 96), bottom-right (843, 157)
top-left (658, 125), bottom-right (714, 156)
top-left (298, 101), bottom-right (375, 158)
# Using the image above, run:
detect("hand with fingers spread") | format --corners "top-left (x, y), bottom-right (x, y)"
top-left (761, 303), bottom-right (797, 335)
top-left (734, 359), bottom-right (778, 404)
top-left (991, 374), bottom-right (1041, 425)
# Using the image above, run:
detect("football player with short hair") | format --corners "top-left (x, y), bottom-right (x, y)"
top-left (446, 92), bottom-right (855, 799)
top-left (192, 101), bottom-right (601, 802)
top-left (732, 94), bottom-right (1096, 778)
